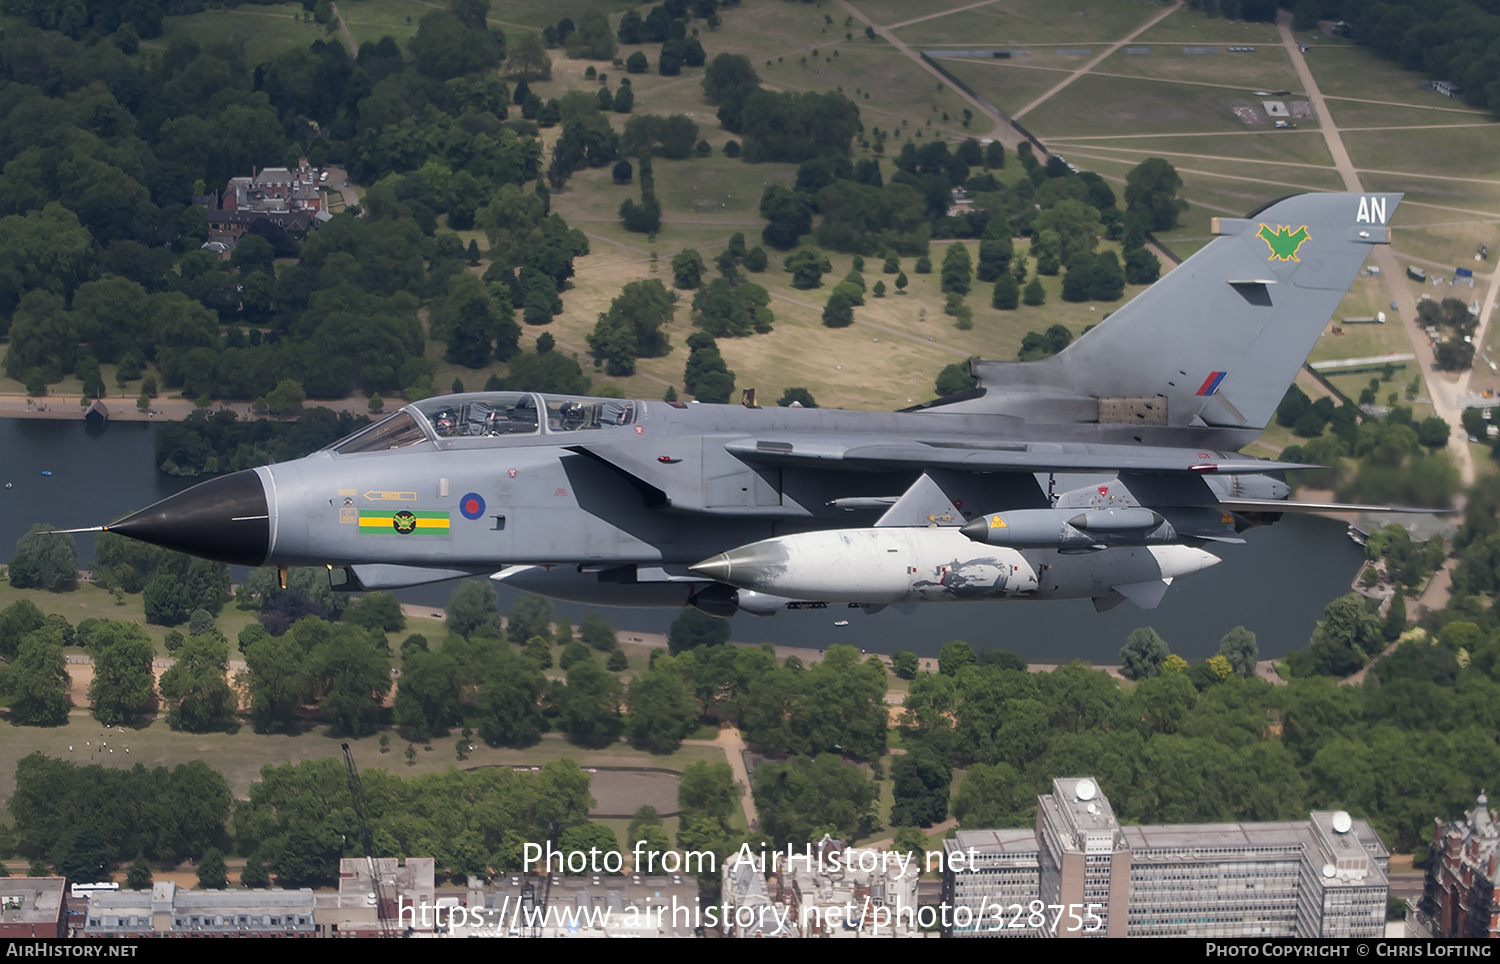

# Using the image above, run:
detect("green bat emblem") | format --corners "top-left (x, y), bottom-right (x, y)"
top-left (1257, 223), bottom-right (1311, 261)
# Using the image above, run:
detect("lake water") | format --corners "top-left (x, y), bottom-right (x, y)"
top-left (0, 418), bottom-right (1366, 663)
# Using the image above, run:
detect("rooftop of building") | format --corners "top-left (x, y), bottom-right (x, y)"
top-left (0, 878), bottom-right (65, 924)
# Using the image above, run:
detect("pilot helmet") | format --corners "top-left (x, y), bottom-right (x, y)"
top-left (432, 407), bottom-right (457, 434)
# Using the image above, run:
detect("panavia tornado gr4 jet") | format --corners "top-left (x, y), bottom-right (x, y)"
top-left (100, 192), bottom-right (1420, 616)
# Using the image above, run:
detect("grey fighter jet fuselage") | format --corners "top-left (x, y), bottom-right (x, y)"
top-left (104, 192), bottom-right (1422, 616)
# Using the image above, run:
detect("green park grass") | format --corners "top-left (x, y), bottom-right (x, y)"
top-left (1022, 74), bottom-right (1289, 138)
top-left (1131, 6), bottom-right (1282, 46)
top-left (776, 45), bottom-right (980, 141)
top-left (1389, 222), bottom-right (1500, 273)
top-left (332, 0), bottom-right (418, 50)
top-left (478, 0), bottom-right (616, 32)
top-left (1307, 278), bottom-right (1420, 368)
top-left (1093, 45), bottom-right (1301, 94)
top-left (1302, 46), bottom-right (1450, 106)
top-left (934, 58), bottom-right (1078, 117)
top-left (849, 0), bottom-right (977, 28)
top-left (1061, 150), bottom-right (1346, 201)
top-left (1046, 128), bottom-right (1336, 167)
top-left (893, 0), bottom-right (1160, 48)
top-left (1361, 174), bottom-right (1500, 219)
top-left (1344, 126), bottom-right (1500, 181)
top-left (0, 713), bottom-right (720, 801)
top-left (1323, 98), bottom-right (1490, 130)
top-left (158, 3), bottom-right (334, 64)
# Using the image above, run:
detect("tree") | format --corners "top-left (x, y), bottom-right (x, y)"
top-left (1120, 627), bottom-right (1170, 680)
top-left (752, 755), bottom-right (877, 847)
top-left (447, 580), bottom-right (500, 637)
top-left (951, 762), bottom-right (1031, 827)
top-left (509, 31), bottom-right (553, 81)
top-left (264, 379), bottom-right (306, 418)
top-left (554, 655), bottom-right (624, 747)
top-left (345, 593), bottom-right (405, 634)
top-left (890, 749), bottom-right (951, 827)
top-left (683, 334), bottom-right (735, 403)
top-left (1124, 246), bottom-right (1162, 284)
top-left (693, 280), bottom-right (774, 337)
top-left (9, 524), bottom-right (78, 593)
top-left (935, 362), bottom-right (976, 396)
top-left (702, 53), bottom-right (759, 104)
top-left (992, 273), bottom-right (1019, 310)
top-left (273, 822), bottom-right (341, 887)
top-left (476, 650), bottom-right (547, 747)
top-left (0, 600), bottom-right (46, 662)
top-left (940, 243), bottom-right (972, 295)
top-left (627, 659), bottom-right (699, 753)
top-left (409, 8), bottom-right (501, 79)
top-left (52, 827), bottom-right (112, 884)
top-left (1308, 593), bottom-right (1383, 676)
top-left (434, 272), bottom-right (518, 367)
top-left (822, 291), bottom-right (854, 328)
top-left (1125, 157), bottom-right (1187, 232)
top-left (158, 636), bottom-right (234, 732)
top-left (394, 647), bottom-right (461, 740)
top-left (891, 650), bottom-right (919, 679)
top-left (1, 633), bottom-right (71, 726)
top-left (678, 760), bottom-right (740, 824)
top-left (241, 855), bottom-right (270, 888)
top-left (506, 594), bottom-right (554, 645)
top-left (88, 624), bottom-right (156, 726)
top-left (308, 625), bottom-right (391, 737)
top-left (566, 7), bottom-right (616, 60)
top-left (784, 248), bottom-right (830, 289)
top-left (1217, 627), bottom-right (1258, 678)
top-left (1034, 201), bottom-right (1101, 268)
top-left (579, 613), bottom-right (617, 651)
top-left (1419, 417), bottom-right (1451, 449)
top-left (671, 249), bottom-right (705, 289)
top-left (127, 854), bottom-right (152, 890)
top-left (1384, 592), bottom-right (1408, 642)
top-left (760, 186), bottom-right (813, 250)
top-left (243, 634), bottom-right (310, 734)
top-left (589, 279), bottom-right (675, 375)
top-left (1023, 277), bottom-right (1046, 306)
top-left (197, 847), bottom-right (229, 889)
top-left (668, 609), bottom-right (730, 653)
top-left (778, 387), bottom-right (817, 408)
top-left (939, 640), bottom-right (976, 676)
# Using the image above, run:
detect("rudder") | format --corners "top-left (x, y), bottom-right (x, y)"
top-left (969, 192), bottom-right (1401, 430)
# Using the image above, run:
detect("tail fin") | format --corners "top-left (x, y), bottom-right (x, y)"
top-left (963, 192), bottom-right (1400, 430)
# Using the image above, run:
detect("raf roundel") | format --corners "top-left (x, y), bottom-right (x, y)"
top-left (460, 492), bottom-right (486, 521)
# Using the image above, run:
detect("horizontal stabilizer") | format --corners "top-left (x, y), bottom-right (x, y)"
top-left (1112, 578), bottom-right (1173, 610)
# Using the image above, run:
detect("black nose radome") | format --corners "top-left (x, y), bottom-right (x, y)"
top-left (108, 470), bottom-right (270, 566)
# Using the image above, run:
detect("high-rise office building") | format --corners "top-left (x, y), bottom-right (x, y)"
top-left (946, 776), bottom-right (1388, 938)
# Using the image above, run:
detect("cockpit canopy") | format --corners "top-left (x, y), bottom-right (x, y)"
top-left (325, 392), bottom-right (639, 455)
